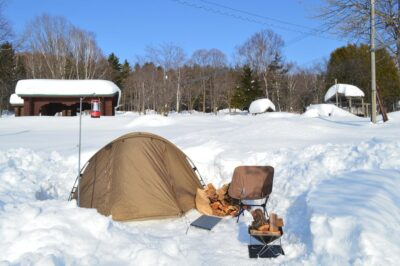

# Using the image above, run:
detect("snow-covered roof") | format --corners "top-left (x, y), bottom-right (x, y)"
top-left (324, 83), bottom-right (365, 102)
top-left (249, 98), bottom-right (276, 114)
top-left (15, 79), bottom-right (120, 97)
top-left (9, 93), bottom-right (24, 106)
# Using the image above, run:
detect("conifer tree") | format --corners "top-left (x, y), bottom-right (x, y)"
top-left (326, 44), bottom-right (400, 107)
top-left (0, 42), bottom-right (23, 114)
top-left (107, 53), bottom-right (122, 87)
top-left (231, 65), bottom-right (262, 110)
top-left (268, 52), bottom-right (287, 111)
top-left (120, 60), bottom-right (131, 82)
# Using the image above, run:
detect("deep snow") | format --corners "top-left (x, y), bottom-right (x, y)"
top-left (0, 109), bottom-right (399, 265)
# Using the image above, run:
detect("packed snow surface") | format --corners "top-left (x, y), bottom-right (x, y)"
top-left (249, 98), bottom-right (276, 114)
top-left (0, 111), bottom-right (399, 265)
top-left (15, 79), bottom-right (121, 97)
top-left (324, 83), bottom-right (365, 102)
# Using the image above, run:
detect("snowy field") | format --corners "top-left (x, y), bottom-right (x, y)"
top-left (0, 107), bottom-right (399, 265)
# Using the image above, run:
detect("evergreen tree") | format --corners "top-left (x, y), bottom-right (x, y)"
top-left (0, 42), bottom-right (22, 114)
top-left (268, 52), bottom-right (288, 111)
top-left (107, 53), bottom-right (122, 87)
top-left (326, 44), bottom-right (400, 107)
top-left (231, 65), bottom-right (262, 110)
top-left (120, 60), bottom-right (131, 82)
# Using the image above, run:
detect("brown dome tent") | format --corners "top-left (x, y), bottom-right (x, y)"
top-left (70, 132), bottom-right (204, 221)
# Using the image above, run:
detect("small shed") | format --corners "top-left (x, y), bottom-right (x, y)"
top-left (9, 94), bottom-right (24, 116)
top-left (324, 83), bottom-right (367, 116)
top-left (14, 79), bottom-right (121, 116)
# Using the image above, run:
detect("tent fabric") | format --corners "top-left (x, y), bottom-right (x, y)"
top-left (228, 166), bottom-right (274, 200)
top-left (71, 132), bottom-right (203, 221)
top-left (195, 188), bottom-right (213, 216)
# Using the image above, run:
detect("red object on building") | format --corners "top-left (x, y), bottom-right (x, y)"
top-left (91, 99), bottom-right (101, 118)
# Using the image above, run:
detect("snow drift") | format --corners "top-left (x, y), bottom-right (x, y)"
top-left (303, 104), bottom-right (356, 117)
top-left (0, 111), bottom-right (399, 265)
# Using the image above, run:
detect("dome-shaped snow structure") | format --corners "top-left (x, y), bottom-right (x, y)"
top-left (249, 98), bottom-right (276, 114)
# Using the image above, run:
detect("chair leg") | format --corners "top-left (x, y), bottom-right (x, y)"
top-left (263, 206), bottom-right (269, 218)
top-left (236, 206), bottom-right (245, 223)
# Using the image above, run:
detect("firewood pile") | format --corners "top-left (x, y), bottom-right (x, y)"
top-left (196, 183), bottom-right (240, 217)
top-left (249, 209), bottom-right (284, 236)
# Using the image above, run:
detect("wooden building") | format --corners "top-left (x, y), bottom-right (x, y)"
top-left (13, 79), bottom-right (121, 116)
top-left (324, 83), bottom-right (367, 116)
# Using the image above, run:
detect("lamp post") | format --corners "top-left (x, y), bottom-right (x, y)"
top-left (77, 94), bottom-right (95, 207)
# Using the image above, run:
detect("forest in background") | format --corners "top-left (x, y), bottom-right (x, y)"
top-left (1, 1), bottom-right (400, 115)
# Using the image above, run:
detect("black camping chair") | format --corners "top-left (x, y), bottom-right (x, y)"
top-left (228, 166), bottom-right (274, 222)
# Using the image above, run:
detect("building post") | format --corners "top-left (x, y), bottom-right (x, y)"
top-left (371, 0), bottom-right (377, 123)
top-left (335, 79), bottom-right (338, 106)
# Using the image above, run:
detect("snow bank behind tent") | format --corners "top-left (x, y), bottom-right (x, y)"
top-left (303, 104), bottom-right (356, 117)
top-left (324, 84), bottom-right (365, 102)
top-left (249, 98), bottom-right (275, 114)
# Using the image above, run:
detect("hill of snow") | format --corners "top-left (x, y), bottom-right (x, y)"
top-left (303, 104), bottom-right (356, 117)
top-left (0, 112), bottom-right (399, 265)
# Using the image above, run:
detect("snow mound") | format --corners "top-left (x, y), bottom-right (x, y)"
top-left (249, 98), bottom-right (276, 114)
top-left (0, 149), bottom-right (75, 205)
top-left (303, 104), bottom-right (356, 117)
top-left (308, 169), bottom-right (400, 265)
top-left (125, 114), bottom-right (175, 128)
top-left (324, 83), bottom-right (365, 102)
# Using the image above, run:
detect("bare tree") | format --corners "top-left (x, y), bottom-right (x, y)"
top-left (236, 29), bottom-right (284, 98)
top-left (22, 15), bottom-right (69, 78)
top-left (190, 48), bottom-right (228, 112)
top-left (207, 49), bottom-right (227, 113)
top-left (0, 1), bottom-right (12, 44)
top-left (319, 0), bottom-right (400, 66)
top-left (191, 49), bottom-right (210, 112)
top-left (69, 26), bottom-right (107, 79)
top-left (146, 43), bottom-right (186, 112)
top-left (21, 14), bottom-right (107, 79)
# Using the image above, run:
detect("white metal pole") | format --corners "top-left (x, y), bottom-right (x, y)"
top-left (371, 0), bottom-right (377, 123)
top-left (77, 97), bottom-right (83, 206)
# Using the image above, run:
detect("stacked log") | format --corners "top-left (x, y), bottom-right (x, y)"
top-left (249, 209), bottom-right (284, 236)
top-left (202, 183), bottom-right (239, 216)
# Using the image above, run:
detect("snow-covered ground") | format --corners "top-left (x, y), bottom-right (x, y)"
top-left (0, 108), bottom-right (399, 265)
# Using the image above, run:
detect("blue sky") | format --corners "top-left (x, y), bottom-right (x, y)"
top-left (4, 0), bottom-right (349, 67)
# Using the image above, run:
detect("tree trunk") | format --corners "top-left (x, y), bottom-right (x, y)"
top-left (202, 80), bottom-right (206, 112)
top-left (176, 68), bottom-right (181, 112)
top-left (276, 81), bottom-right (281, 111)
top-left (263, 72), bottom-right (269, 98)
top-left (142, 82), bottom-right (146, 115)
